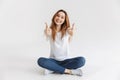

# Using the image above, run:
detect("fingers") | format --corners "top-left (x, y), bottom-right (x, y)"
top-left (68, 23), bottom-right (75, 30)
top-left (45, 22), bottom-right (51, 34)
top-left (72, 23), bottom-right (75, 30)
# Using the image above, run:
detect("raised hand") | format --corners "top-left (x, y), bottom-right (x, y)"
top-left (67, 23), bottom-right (75, 36)
top-left (44, 22), bottom-right (52, 36)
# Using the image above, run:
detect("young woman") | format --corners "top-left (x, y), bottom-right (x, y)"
top-left (37, 9), bottom-right (85, 76)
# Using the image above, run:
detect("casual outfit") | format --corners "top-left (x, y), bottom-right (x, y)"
top-left (37, 31), bottom-right (85, 76)
top-left (49, 31), bottom-right (70, 61)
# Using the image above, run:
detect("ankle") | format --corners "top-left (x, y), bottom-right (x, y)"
top-left (64, 69), bottom-right (72, 74)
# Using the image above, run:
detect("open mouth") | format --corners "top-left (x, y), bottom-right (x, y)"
top-left (56, 20), bottom-right (61, 23)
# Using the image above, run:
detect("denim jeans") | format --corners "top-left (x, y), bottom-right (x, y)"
top-left (37, 56), bottom-right (85, 74)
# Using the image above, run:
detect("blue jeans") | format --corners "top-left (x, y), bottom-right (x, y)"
top-left (37, 57), bottom-right (85, 74)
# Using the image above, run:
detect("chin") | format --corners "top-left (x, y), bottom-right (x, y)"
top-left (56, 23), bottom-right (62, 26)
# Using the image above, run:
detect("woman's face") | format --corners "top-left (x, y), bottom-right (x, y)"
top-left (54, 11), bottom-right (65, 26)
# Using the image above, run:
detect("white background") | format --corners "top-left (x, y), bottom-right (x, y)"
top-left (0, 0), bottom-right (120, 80)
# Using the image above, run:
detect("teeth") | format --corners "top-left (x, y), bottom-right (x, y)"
top-left (57, 20), bottom-right (60, 22)
top-left (56, 20), bottom-right (60, 23)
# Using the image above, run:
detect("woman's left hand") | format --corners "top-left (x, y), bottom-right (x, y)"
top-left (67, 23), bottom-right (75, 36)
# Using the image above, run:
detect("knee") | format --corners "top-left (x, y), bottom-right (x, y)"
top-left (37, 57), bottom-right (47, 67)
top-left (76, 57), bottom-right (86, 67)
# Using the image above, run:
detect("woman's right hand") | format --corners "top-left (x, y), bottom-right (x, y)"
top-left (44, 23), bottom-right (52, 36)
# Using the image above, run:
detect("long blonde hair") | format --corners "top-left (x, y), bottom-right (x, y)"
top-left (50, 9), bottom-right (70, 41)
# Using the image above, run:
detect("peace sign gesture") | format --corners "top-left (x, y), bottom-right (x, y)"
top-left (44, 22), bottom-right (52, 36)
top-left (67, 23), bottom-right (75, 36)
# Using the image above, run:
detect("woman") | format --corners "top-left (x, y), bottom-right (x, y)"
top-left (37, 9), bottom-right (85, 76)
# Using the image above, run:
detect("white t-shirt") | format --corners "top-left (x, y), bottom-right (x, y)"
top-left (48, 32), bottom-right (70, 61)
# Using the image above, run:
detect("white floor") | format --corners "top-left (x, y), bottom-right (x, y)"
top-left (0, 45), bottom-right (120, 80)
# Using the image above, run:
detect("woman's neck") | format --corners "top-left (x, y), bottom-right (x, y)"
top-left (56, 25), bottom-right (61, 32)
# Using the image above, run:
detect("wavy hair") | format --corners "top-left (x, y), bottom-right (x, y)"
top-left (50, 9), bottom-right (70, 41)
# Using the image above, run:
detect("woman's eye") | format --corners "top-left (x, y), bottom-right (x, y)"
top-left (57, 15), bottom-right (60, 17)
